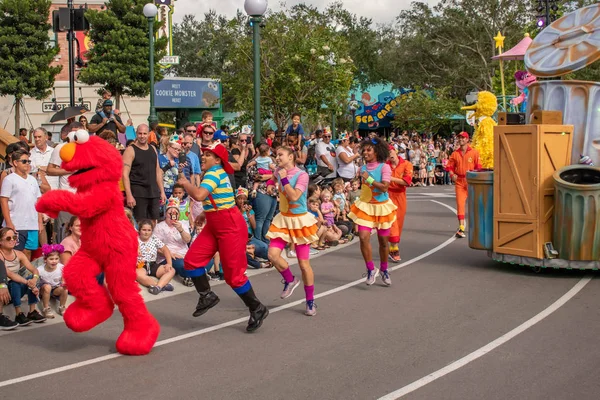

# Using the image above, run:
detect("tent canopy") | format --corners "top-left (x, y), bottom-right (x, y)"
top-left (492, 34), bottom-right (533, 61)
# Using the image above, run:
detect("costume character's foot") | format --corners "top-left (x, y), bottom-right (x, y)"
top-left (63, 298), bottom-right (113, 333)
top-left (116, 314), bottom-right (160, 356)
top-left (193, 291), bottom-right (220, 317)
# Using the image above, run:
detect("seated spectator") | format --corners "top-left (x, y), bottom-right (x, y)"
top-left (136, 220), bottom-right (175, 294)
top-left (0, 227), bottom-right (46, 325)
top-left (60, 216), bottom-right (81, 265)
top-left (37, 244), bottom-right (68, 318)
top-left (153, 198), bottom-right (193, 287)
top-left (308, 198), bottom-right (329, 250)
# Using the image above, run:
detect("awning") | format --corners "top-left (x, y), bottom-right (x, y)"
top-left (492, 34), bottom-right (533, 61)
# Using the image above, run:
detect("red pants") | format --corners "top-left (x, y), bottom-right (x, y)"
top-left (389, 191), bottom-right (407, 243)
top-left (184, 207), bottom-right (248, 289)
top-left (455, 178), bottom-right (468, 221)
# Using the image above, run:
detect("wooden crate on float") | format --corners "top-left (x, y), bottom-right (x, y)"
top-left (493, 124), bottom-right (574, 258)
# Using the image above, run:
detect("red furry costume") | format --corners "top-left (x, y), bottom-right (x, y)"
top-left (36, 132), bottom-right (160, 355)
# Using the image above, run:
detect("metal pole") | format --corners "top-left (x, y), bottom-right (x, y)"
top-left (252, 17), bottom-right (262, 143)
top-left (148, 16), bottom-right (158, 124)
top-left (351, 110), bottom-right (356, 132)
top-left (545, 0), bottom-right (550, 27)
top-left (68, 0), bottom-right (75, 107)
top-left (331, 110), bottom-right (336, 139)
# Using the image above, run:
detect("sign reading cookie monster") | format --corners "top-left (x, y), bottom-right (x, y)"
top-left (350, 86), bottom-right (414, 130)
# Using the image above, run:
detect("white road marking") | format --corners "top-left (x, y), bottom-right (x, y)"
top-left (377, 275), bottom-right (593, 399)
top-left (0, 200), bottom-right (458, 388)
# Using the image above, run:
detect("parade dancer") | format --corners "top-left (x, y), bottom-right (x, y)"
top-left (266, 146), bottom-right (320, 316)
top-left (178, 143), bottom-right (268, 332)
top-left (387, 145), bottom-right (413, 262)
top-left (446, 132), bottom-right (481, 238)
top-left (349, 138), bottom-right (397, 286)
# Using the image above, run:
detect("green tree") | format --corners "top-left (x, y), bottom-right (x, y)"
top-left (0, 0), bottom-right (61, 134)
top-left (223, 5), bottom-right (355, 132)
top-left (79, 0), bottom-right (167, 109)
top-left (381, 0), bottom-right (531, 98)
top-left (391, 88), bottom-right (463, 134)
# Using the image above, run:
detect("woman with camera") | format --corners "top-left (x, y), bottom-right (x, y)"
top-left (158, 138), bottom-right (193, 200)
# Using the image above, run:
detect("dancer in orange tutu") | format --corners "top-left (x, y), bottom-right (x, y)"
top-left (348, 137), bottom-right (397, 286)
top-left (266, 146), bottom-right (319, 316)
top-left (387, 145), bottom-right (413, 262)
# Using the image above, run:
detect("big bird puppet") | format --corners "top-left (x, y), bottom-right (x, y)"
top-left (461, 91), bottom-right (497, 169)
top-left (36, 130), bottom-right (160, 355)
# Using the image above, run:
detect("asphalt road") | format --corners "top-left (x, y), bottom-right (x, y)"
top-left (1, 187), bottom-right (597, 400)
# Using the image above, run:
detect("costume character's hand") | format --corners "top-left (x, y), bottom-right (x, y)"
top-left (277, 168), bottom-right (287, 180)
top-left (36, 191), bottom-right (73, 219)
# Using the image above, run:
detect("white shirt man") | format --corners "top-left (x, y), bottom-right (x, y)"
top-left (315, 132), bottom-right (337, 179)
top-left (30, 128), bottom-right (59, 190)
top-left (0, 150), bottom-right (42, 258)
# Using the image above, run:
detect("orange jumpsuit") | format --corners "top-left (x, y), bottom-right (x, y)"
top-left (446, 146), bottom-right (481, 221)
top-left (388, 158), bottom-right (413, 243)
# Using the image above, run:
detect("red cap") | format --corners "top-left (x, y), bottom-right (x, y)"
top-left (201, 143), bottom-right (234, 174)
top-left (458, 131), bottom-right (469, 139)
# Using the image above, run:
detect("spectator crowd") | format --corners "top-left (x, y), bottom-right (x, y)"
top-left (0, 104), bottom-right (461, 331)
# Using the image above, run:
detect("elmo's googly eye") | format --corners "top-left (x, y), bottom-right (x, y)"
top-left (67, 131), bottom-right (76, 143)
top-left (74, 129), bottom-right (89, 144)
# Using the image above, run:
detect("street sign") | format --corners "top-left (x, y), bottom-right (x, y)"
top-left (159, 55), bottom-right (180, 65)
top-left (154, 78), bottom-right (220, 109)
top-left (42, 102), bottom-right (92, 113)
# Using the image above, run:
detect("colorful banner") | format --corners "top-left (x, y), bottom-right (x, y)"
top-left (350, 86), bottom-right (414, 130)
top-left (75, 31), bottom-right (91, 62)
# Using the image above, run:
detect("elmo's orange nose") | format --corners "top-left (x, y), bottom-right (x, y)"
top-left (60, 142), bottom-right (76, 162)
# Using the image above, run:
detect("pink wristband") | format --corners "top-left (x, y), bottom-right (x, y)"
top-left (281, 177), bottom-right (290, 186)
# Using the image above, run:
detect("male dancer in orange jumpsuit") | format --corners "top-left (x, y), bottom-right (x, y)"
top-left (446, 132), bottom-right (481, 238)
top-left (387, 145), bottom-right (413, 262)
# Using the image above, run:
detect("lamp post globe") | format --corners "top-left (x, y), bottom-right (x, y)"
top-left (244, 0), bottom-right (267, 17)
top-left (144, 3), bottom-right (158, 125)
top-left (143, 3), bottom-right (158, 18)
top-left (245, 0), bottom-right (267, 144)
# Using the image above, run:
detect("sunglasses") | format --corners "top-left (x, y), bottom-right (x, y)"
top-left (3, 236), bottom-right (17, 241)
top-left (240, 139), bottom-right (248, 143)
top-left (203, 131), bottom-right (214, 135)
top-left (16, 159), bottom-right (32, 164)
top-left (186, 129), bottom-right (196, 133)
top-left (323, 135), bottom-right (332, 138)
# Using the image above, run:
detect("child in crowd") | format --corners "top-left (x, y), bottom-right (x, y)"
top-left (348, 178), bottom-right (361, 206)
top-left (136, 220), bottom-right (175, 295)
top-left (320, 190), bottom-right (337, 227)
top-left (172, 183), bottom-right (192, 227)
top-left (419, 159), bottom-right (427, 186)
top-left (309, 198), bottom-right (329, 250)
top-left (285, 113), bottom-right (306, 137)
top-left (248, 143), bottom-right (276, 197)
top-left (427, 160), bottom-right (435, 186)
top-left (332, 181), bottom-right (348, 221)
top-left (38, 244), bottom-right (68, 318)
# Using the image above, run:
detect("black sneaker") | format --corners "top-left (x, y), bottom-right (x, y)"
top-left (193, 291), bottom-right (220, 317)
top-left (0, 314), bottom-right (18, 331)
top-left (15, 312), bottom-right (32, 326)
top-left (27, 310), bottom-right (47, 323)
top-left (246, 303), bottom-right (269, 332)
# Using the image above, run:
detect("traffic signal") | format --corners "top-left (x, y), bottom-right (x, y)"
top-left (52, 7), bottom-right (89, 32)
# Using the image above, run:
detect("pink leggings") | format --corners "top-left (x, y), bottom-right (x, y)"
top-left (358, 225), bottom-right (390, 237)
top-left (269, 238), bottom-right (311, 260)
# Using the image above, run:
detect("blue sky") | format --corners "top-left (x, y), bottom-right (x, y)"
top-left (172, 0), bottom-right (439, 25)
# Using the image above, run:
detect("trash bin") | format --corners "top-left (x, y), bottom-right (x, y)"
top-left (553, 165), bottom-right (600, 261)
top-left (467, 170), bottom-right (494, 250)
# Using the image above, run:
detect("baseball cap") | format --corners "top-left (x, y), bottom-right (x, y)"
top-left (213, 130), bottom-right (229, 142)
top-left (103, 99), bottom-right (113, 107)
top-left (458, 132), bottom-right (469, 139)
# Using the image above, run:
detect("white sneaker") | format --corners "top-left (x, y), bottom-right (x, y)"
top-left (364, 268), bottom-right (379, 286)
top-left (42, 307), bottom-right (55, 319)
top-left (380, 270), bottom-right (392, 286)
top-left (309, 248), bottom-right (319, 255)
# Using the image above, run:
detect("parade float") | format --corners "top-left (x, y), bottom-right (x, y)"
top-left (467, 3), bottom-right (600, 271)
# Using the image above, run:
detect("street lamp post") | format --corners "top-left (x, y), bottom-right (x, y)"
top-left (143, 3), bottom-right (158, 125)
top-left (245, 0), bottom-right (268, 144)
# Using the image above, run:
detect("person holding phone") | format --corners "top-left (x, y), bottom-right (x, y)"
top-left (89, 100), bottom-right (125, 134)
top-left (158, 138), bottom-right (193, 200)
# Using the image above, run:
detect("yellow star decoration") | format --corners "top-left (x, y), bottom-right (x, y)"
top-left (494, 31), bottom-right (505, 50)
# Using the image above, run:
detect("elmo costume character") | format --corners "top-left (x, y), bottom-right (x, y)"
top-left (36, 130), bottom-right (160, 355)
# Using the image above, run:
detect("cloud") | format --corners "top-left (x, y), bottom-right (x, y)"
top-left (172, 0), bottom-right (439, 25)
